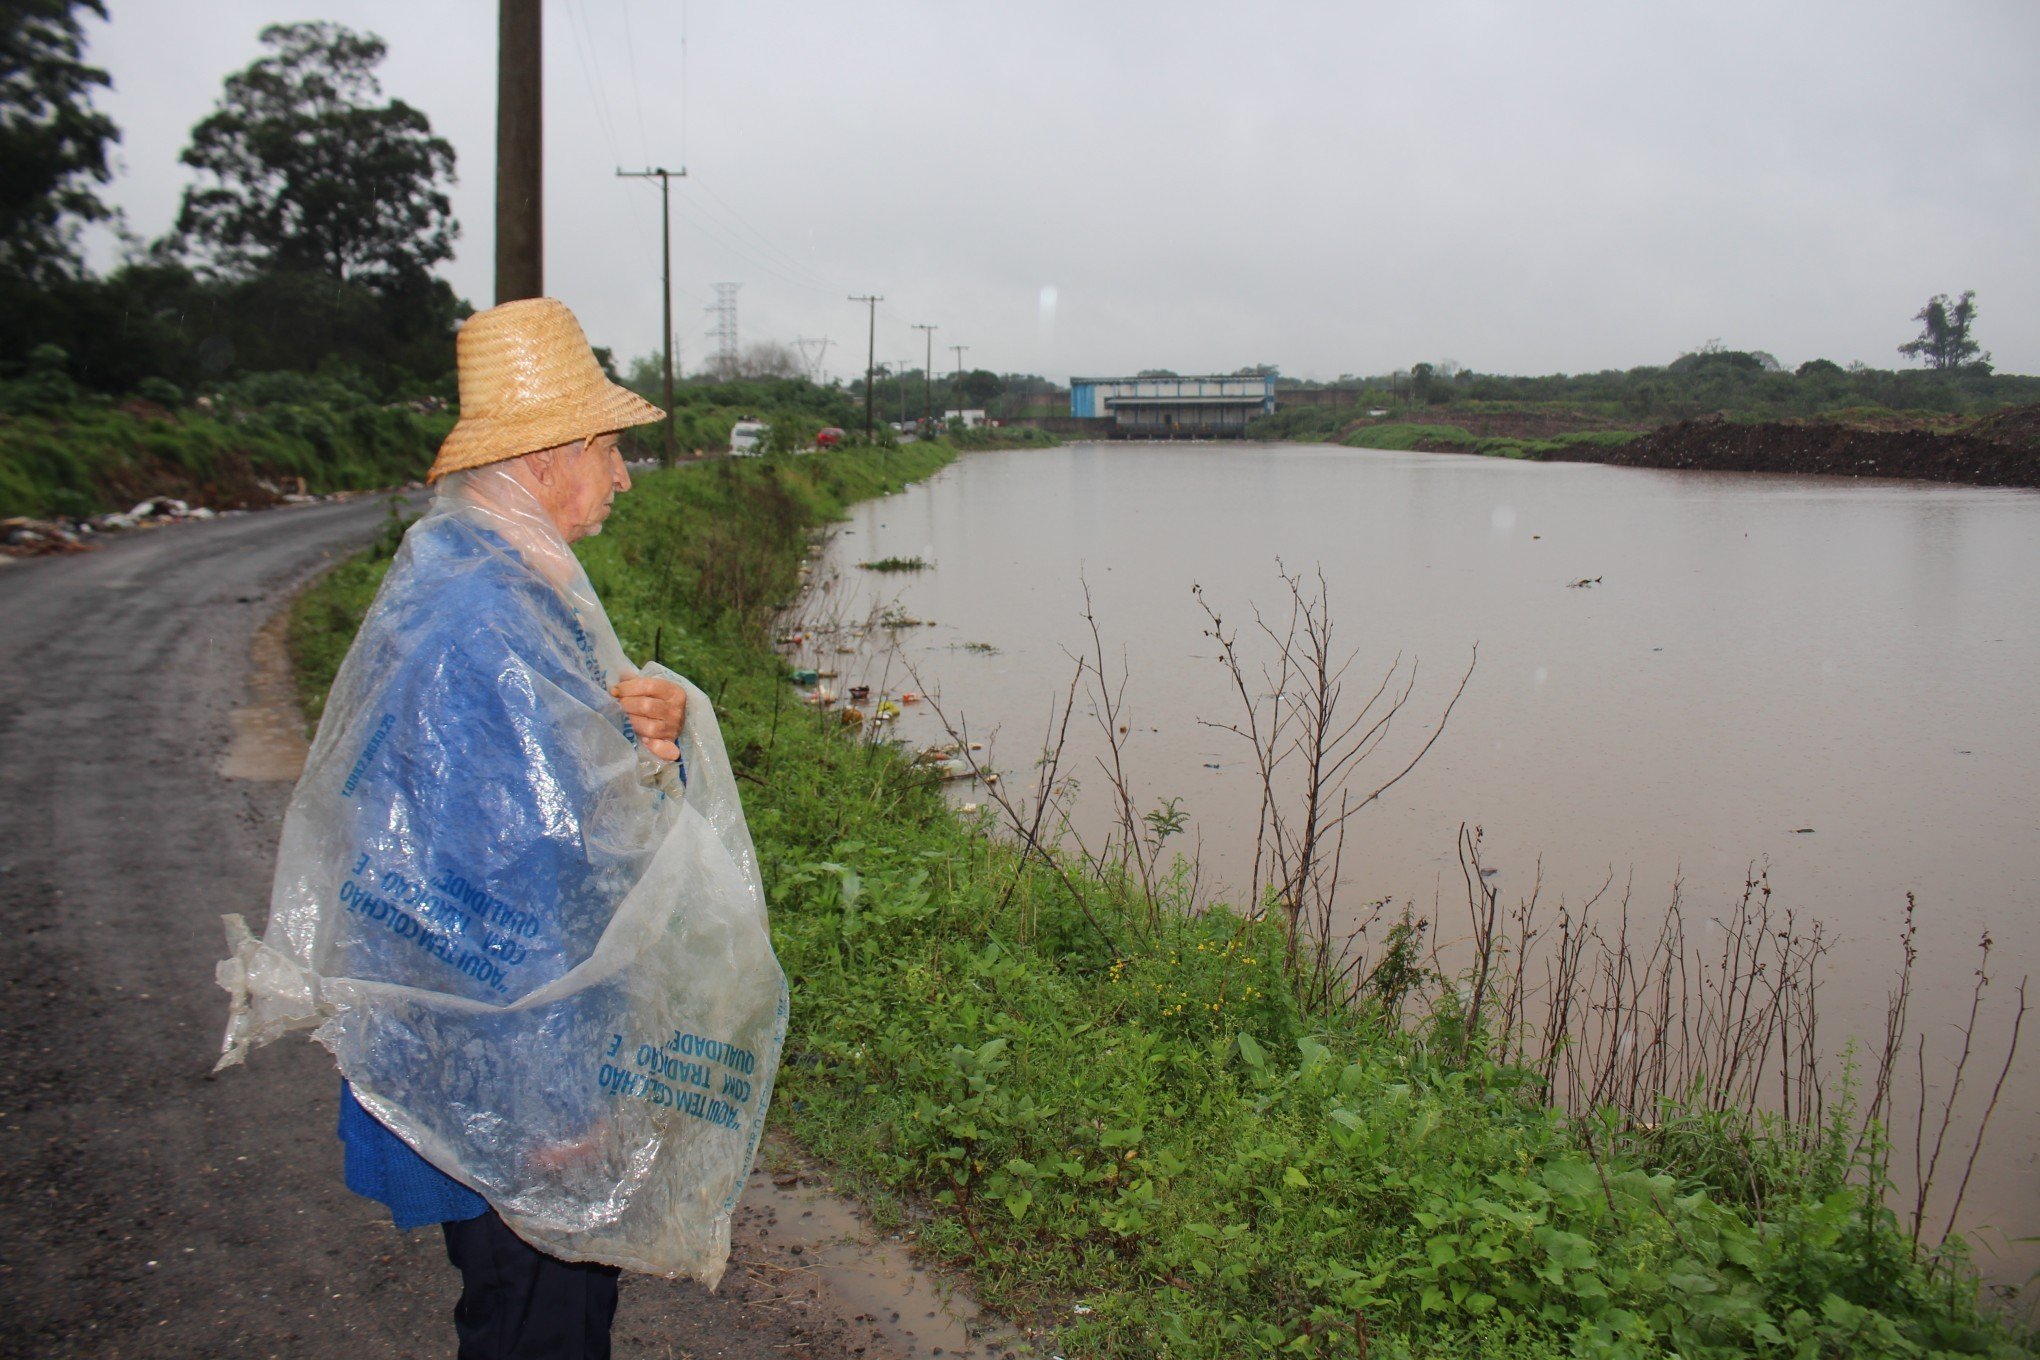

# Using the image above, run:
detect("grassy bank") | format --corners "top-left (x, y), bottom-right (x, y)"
top-left (289, 446), bottom-right (2035, 1359)
top-left (0, 387), bottom-right (451, 520)
top-left (1340, 422), bottom-right (1642, 460)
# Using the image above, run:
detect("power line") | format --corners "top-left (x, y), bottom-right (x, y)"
top-left (949, 344), bottom-right (970, 416)
top-left (689, 179), bottom-right (837, 293)
top-left (617, 0), bottom-right (652, 168)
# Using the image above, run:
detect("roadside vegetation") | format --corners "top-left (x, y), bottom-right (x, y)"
top-left (289, 444), bottom-right (2036, 1360)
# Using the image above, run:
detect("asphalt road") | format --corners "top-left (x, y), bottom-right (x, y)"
top-left (0, 501), bottom-right (894, 1360)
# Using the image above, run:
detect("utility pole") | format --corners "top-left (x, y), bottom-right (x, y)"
top-left (849, 295), bottom-right (881, 441)
top-left (496, 0), bottom-right (543, 302)
top-left (949, 343), bottom-right (969, 423)
top-left (616, 166), bottom-right (686, 466)
top-left (911, 323), bottom-right (937, 421)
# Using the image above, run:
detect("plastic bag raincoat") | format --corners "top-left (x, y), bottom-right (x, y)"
top-left (216, 466), bottom-right (786, 1285)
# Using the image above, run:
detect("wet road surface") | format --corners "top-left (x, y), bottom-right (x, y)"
top-left (0, 500), bottom-right (1018, 1359)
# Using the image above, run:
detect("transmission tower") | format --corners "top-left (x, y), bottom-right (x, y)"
top-left (706, 282), bottom-right (740, 376)
top-left (792, 337), bottom-right (832, 384)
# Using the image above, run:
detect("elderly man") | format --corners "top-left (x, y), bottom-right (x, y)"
top-left (218, 298), bottom-right (786, 1360)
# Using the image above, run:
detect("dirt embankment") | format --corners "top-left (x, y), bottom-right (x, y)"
top-left (1542, 406), bottom-right (2040, 487)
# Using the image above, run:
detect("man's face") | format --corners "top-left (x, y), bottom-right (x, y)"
top-left (552, 433), bottom-right (631, 541)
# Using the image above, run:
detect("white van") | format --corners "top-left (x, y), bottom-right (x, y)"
top-left (729, 420), bottom-right (766, 457)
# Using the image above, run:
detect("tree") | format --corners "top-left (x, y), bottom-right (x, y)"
top-left (1898, 291), bottom-right (1989, 372)
top-left (173, 23), bottom-right (455, 288)
top-left (738, 341), bottom-right (803, 380)
top-left (0, 0), bottom-right (119, 283)
top-left (957, 368), bottom-right (1004, 406)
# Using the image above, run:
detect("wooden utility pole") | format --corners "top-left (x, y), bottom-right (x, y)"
top-left (911, 323), bottom-right (937, 421)
top-left (617, 167), bottom-right (687, 466)
top-left (849, 295), bottom-right (882, 442)
top-left (949, 343), bottom-right (969, 422)
top-left (495, 0), bottom-right (543, 303)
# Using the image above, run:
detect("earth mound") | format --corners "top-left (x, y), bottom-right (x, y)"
top-left (1543, 406), bottom-right (2040, 487)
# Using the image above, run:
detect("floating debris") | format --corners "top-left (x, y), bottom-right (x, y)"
top-left (848, 685), bottom-right (871, 702)
top-left (789, 668), bottom-right (820, 686)
top-left (1567, 576), bottom-right (1603, 589)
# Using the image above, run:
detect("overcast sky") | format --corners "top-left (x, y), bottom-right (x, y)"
top-left (78, 0), bottom-right (2039, 383)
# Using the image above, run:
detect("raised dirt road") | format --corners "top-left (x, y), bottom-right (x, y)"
top-left (0, 500), bottom-right (998, 1359)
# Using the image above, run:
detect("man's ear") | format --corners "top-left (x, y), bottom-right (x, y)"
top-left (526, 446), bottom-right (558, 483)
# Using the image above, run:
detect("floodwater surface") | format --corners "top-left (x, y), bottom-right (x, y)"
top-left (794, 440), bottom-right (2040, 1272)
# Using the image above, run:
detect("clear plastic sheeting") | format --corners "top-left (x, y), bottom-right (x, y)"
top-left (216, 465), bottom-right (787, 1285)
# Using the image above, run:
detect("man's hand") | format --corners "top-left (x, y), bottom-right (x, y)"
top-left (612, 675), bottom-right (686, 762)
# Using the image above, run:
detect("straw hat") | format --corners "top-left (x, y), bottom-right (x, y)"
top-left (428, 297), bottom-right (666, 481)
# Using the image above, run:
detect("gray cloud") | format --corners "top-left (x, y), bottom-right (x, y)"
top-left (80, 0), bottom-right (2040, 380)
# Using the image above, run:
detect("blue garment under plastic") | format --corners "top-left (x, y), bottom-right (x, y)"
top-left (340, 1079), bottom-right (486, 1229)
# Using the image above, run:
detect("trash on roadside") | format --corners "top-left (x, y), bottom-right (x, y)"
top-left (0, 516), bottom-right (97, 555)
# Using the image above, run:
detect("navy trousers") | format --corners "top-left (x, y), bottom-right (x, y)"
top-left (441, 1211), bottom-right (620, 1360)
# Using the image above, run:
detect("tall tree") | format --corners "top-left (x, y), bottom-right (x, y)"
top-left (0, 0), bottom-right (119, 283)
top-left (173, 22), bottom-right (456, 288)
top-left (1898, 290), bottom-right (1989, 372)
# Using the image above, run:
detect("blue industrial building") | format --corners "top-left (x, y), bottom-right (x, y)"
top-left (1069, 374), bottom-right (1277, 438)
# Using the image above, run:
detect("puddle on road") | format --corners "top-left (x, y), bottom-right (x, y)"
top-left (729, 1136), bottom-right (1035, 1359)
top-left (219, 605), bottom-right (309, 781)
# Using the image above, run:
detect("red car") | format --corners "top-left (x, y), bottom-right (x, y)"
top-left (815, 427), bottom-right (844, 449)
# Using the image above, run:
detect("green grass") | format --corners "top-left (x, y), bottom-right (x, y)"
top-left (1342, 422), bottom-right (1484, 452)
top-left (1341, 424), bottom-right (1643, 462)
top-left (0, 400), bottom-right (452, 520)
top-left (289, 443), bottom-right (2037, 1360)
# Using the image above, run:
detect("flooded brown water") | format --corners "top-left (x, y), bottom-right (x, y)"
top-left (795, 440), bottom-right (2040, 1279)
